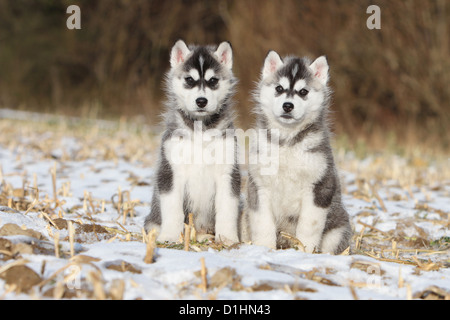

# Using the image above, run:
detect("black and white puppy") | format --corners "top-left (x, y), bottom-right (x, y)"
top-left (144, 40), bottom-right (241, 244)
top-left (247, 51), bottom-right (352, 254)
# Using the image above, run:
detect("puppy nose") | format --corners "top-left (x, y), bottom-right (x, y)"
top-left (196, 97), bottom-right (208, 108)
top-left (283, 102), bottom-right (294, 113)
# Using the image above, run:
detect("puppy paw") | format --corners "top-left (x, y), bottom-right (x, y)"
top-left (215, 234), bottom-right (239, 246)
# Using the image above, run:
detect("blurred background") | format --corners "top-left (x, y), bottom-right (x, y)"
top-left (0, 0), bottom-right (448, 151)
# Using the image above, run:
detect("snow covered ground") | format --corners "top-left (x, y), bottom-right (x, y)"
top-left (0, 113), bottom-right (448, 300)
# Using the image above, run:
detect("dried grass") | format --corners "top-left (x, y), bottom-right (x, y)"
top-left (144, 229), bottom-right (157, 264)
top-left (1, 1), bottom-right (449, 149)
top-left (0, 117), bottom-right (448, 300)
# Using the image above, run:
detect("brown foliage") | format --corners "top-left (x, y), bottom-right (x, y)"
top-left (0, 0), bottom-right (448, 148)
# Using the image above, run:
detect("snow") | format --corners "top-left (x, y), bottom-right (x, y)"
top-left (0, 114), bottom-right (448, 300)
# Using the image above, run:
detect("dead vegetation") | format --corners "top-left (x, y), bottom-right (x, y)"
top-left (0, 1), bottom-right (449, 149)
top-left (0, 117), bottom-right (448, 300)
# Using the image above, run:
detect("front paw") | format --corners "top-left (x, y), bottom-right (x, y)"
top-left (252, 237), bottom-right (276, 250)
top-left (157, 231), bottom-right (182, 243)
top-left (215, 233), bottom-right (239, 246)
top-left (297, 238), bottom-right (319, 253)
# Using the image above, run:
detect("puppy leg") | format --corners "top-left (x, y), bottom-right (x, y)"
top-left (249, 190), bottom-right (277, 249)
top-left (296, 192), bottom-right (328, 253)
top-left (321, 226), bottom-right (351, 254)
top-left (215, 169), bottom-right (240, 244)
top-left (320, 204), bottom-right (352, 254)
top-left (157, 160), bottom-right (185, 242)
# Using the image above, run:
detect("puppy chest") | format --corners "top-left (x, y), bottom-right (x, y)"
top-left (261, 172), bottom-right (305, 213)
top-left (276, 146), bottom-right (328, 182)
top-left (259, 146), bottom-right (328, 211)
top-left (165, 135), bottom-right (235, 165)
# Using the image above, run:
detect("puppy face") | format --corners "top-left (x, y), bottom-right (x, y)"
top-left (259, 51), bottom-right (329, 126)
top-left (168, 40), bottom-right (235, 118)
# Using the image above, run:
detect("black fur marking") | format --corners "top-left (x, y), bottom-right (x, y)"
top-left (287, 215), bottom-right (298, 225)
top-left (203, 111), bottom-right (224, 130)
top-left (161, 125), bottom-right (177, 142)
top-left (204, 200), bottom-right (216, 234)
top-left (181, 45), bottom-right (234, 92)
top-left (308, 138), bottom-right (331, 155)
top-left (157, 146), bottom-right (173, 194)
top-left (183, 75), bottom-right (220, 91)
top-left (182, 190), bottom-right (190, 218)
top-left (183, 47), bottom-right (221, 79)
top-left (254, 114), bottom-right (277, 151)
top-left (277, 58), bottom-right (311, 89)
top-left (287, 122), bottom-right (321, 147)
top-left (177, 107), bottom-right (229, 131)
top-left (322, 202), bottom-right (352, 254)
top-left (231, 163), bottom-right (241, 198)
top-left (183, 81), bottom-right (197, 90)
top-left (246, 173), bottom-right (259, 211)
top-left (177, 109), bottom-right (195, 130)
top-left (145, 192), bottom-right (162, 230)
top-left (313, 164), bottom-right (337, 208)
top-left (256, 112), bottom-right (325, 148)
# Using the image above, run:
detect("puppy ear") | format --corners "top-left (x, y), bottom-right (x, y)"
top-left (214, 41), bottom-right (233, 69)
top-left (309, 56), bottom-right (329, 86)
top-left (170, 39), bottom-right (191, 68)
top-left (262, 50), bottom-right (283, 79)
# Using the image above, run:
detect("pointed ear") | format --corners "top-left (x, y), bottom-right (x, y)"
top-left (262, 50), bottom-right (283, 79)
top-left (214, 41), bottom-right (233, 69)
top-left (309, 56), bottom-right (329, 85)
top-left (170, 39), bottom-right (191, 68)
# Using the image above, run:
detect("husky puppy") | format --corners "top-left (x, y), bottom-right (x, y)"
top-left (144, 40), bottom-right (241, 244)
top-left (246, 51), bottom-right (352, 254)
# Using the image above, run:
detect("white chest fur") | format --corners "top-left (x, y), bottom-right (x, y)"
top-left (163, 131), bottom-right (236, 229)
top-left (253, 131), bottom-right (328, 217)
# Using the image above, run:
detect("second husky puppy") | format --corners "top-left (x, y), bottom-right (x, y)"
top-left (247, 51), bottom-right (351, 254)
top-left (144, 40), bottom-right (241, 244)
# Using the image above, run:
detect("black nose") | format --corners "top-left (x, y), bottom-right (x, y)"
top-left (196, 97), bottom-right (208, 108)
top-left (283, 102), bottom-right (294, 113)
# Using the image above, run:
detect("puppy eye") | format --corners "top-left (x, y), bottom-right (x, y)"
top-left (185, 77), bottom-right (196, 86)
top-left (275, 85), bottom-right (284, 93)
top-left (299, 89), bottom-right (309, 96)
top-left (208, 77), bottom-right (219, 86)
